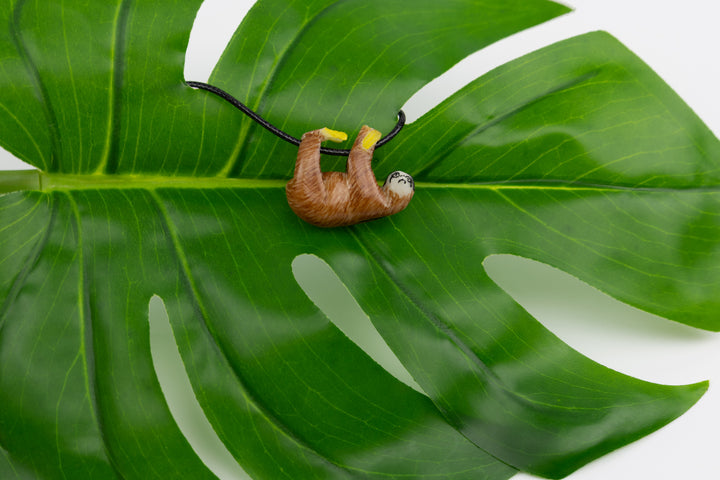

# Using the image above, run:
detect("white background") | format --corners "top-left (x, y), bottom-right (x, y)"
top-left (2, 1), bottom-right (719, 479)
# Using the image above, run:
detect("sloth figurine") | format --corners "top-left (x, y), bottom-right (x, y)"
top-left (286, 125), bottom-right (414, 228)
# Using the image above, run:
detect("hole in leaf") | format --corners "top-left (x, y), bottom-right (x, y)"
top-left (184, 0), bottom-right (255, 82)
top-left (483, 254), bottom-right (714, 384)
top-left (148, 295), bottom-right (252, 480)
top-left (292, 254), bottom-right (425, 394)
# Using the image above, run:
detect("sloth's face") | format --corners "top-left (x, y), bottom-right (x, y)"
top-left (384, 171), bottom-right (414, 197)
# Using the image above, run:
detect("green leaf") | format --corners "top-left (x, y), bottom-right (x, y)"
top-left (0, 1), bottom-right (717, 479)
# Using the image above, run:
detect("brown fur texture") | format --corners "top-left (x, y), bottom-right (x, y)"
top-left (286, 126), bottom-right (414, 227)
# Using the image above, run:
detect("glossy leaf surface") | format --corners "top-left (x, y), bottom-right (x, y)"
top-left (1, 0), bottom-right (718, 479)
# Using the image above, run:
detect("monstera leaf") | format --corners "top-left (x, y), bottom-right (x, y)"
top-left (1, 0), bottom-right (718, 479)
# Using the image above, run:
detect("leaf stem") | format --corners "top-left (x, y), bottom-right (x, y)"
top-left (0, 170), bottom-right (288, 192)
top-left (0, 170), bottom-right (41, 193)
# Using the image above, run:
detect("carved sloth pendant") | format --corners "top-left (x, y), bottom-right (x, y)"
top-left (285, 126), bottom-right (414, 228)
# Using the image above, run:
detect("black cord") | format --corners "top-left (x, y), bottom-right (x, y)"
top-left (186, 80), bottom-right (405, 156)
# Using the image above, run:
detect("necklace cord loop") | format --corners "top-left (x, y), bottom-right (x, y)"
top-left (186, 80), bottom-right (405, 156)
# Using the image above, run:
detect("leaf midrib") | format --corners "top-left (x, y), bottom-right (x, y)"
top-left (3, 171), bottom-right (720, 193)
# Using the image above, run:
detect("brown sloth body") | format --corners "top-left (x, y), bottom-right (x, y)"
top-left (286, 125), bottom-right (414, 228)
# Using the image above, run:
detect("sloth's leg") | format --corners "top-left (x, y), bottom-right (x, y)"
top-left (287, 127), bottom-right (347, 199)
top-left (347, 126), bottom-right (388, 208)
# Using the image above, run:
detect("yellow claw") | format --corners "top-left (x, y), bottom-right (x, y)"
top-left (320, 127), bottom-right (348, 142)
top-left (361, 129), bottom-right (382, 150)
